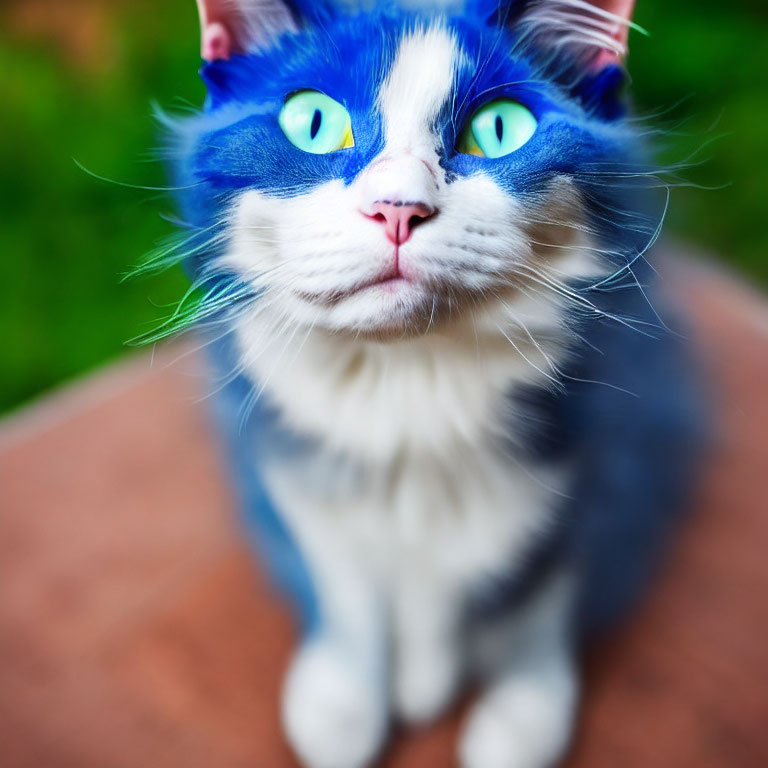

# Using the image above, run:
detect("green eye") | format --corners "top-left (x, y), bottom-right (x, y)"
top-left (457, 98), bottom-right (537, 159)
top-left (279, 90), bottom-right (354, 154)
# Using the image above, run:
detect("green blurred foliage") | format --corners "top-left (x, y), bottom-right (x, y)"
top-left (1, 1), bottom-right (201, 414)
top-left (1, 0), bottom-right (766, 415)
top-left (631, 1), bottom-right (768, 280)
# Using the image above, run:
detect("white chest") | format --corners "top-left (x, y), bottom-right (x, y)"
top-left (262, 443), bottom-right (563, 591)
top-left (236, 302), bottom-right (568, 590)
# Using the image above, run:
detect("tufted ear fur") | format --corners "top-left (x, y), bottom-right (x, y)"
top-left (195, 0), bottom-right (298, 60)
top-left (519, 0), bottom-right (638, 69)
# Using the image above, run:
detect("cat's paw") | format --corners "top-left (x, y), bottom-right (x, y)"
top-left (282, 641), bottom-right (387, 768)
top-left (458, 669), bottom-right (576, 768)
top-left (394, 641), bottom-right (460, 725)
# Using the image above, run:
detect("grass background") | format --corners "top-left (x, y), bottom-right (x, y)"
top-left (1, 0), bottom-right (766, 415)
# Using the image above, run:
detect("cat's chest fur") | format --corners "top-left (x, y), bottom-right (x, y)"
top-left (234, 299), bottom-right (569, 584)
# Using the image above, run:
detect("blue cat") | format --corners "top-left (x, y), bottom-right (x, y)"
top-left (163, 2), bottom-right (703, 766)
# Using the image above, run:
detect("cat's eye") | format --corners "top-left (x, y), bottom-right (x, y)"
top-left (457, 98), bottom-right (537, 159)
top-left (279, 90), bottom-right (354, 154)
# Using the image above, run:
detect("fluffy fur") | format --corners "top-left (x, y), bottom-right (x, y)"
top-left (157, 2), bottom-right (704, 767)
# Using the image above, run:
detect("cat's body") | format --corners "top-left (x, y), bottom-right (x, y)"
top-left (164, 2), bottom-right (703, 766)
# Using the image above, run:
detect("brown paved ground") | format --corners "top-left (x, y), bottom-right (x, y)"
top-left (1, 260), bottom-right (767, 768)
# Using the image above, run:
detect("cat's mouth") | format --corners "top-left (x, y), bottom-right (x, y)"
top-left (334, 274), bottom-right (410, 301)
top-left (297, 266), bottom-right (415, 306)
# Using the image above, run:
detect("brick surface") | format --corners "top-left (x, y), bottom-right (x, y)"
top-left (1, 262), bottom-right (767, 768)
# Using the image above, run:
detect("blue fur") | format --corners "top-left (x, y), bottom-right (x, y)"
top-left (184, 8), bottom-right (629, 203)
top-left (208, 336), bottom-right (321, 634)
top-left (471, 268), bottom-right (704, 635)
top-left (167, 1), bottom-right (704, 641)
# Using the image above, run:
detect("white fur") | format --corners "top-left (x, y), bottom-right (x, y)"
top-left (377, 26), bottom-right (462, 153)
top-left (519, 0), bottom-right (635, 60)
top-left (392, 558), bottom-right (464, 723)
top-left (460, 572), bottom-right (579, 768)
top-left (283, 640), bottom-right (388, 768)
top-left (215, 26), bottom-right (601, 768)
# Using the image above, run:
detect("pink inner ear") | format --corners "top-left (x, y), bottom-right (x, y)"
top-left (592, 0), bottom-right (636, 45)
top-left (202, 21), bottom-right (232, 61)
top-left (592, 48), bottom-right (620, 70)
top-left (589, 0), bottom-right (637, 69)
top-left (197, 0), bottom-right (246, 61)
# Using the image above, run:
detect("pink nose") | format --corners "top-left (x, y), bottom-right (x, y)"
top-left (366, 201), bottom-right (436, 245)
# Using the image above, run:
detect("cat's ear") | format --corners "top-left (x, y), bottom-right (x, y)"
top-left (507, 1), bottom-right (639, 119)
top-left (196, 0), bottom-right (298, 60)
top-left (519, 0), bottom-right (637, 70)
top-left (592, 1), bottom-right (636, 56)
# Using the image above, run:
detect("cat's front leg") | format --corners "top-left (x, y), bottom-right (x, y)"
top-left (459, 571), bottom-right (580, 768)
top-left (393, 570), bottom-right (463, 725)
top-left (279, 506), bottom-right (389, 768)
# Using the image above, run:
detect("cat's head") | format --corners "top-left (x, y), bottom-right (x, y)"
top-left (170, 1), bottom-right (649, 341)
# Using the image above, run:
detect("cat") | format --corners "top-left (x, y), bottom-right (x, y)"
top-left (159, 2), bottom-right (704, 767)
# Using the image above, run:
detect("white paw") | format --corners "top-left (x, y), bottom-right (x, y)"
top-left (394, 643), bottom-right (460, 725)
top-left (458, 667), bottom-right (577, 768)
top-left (282, 641), bottom-right (387, 768)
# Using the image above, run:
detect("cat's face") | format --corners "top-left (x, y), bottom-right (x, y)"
top-left (176, 4), bottom-right (637, 340)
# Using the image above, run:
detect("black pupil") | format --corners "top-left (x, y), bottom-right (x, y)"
top-left (495, 115), bottom-right (504, 142)
top-left (310, 109), bottom-right (322, 140)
